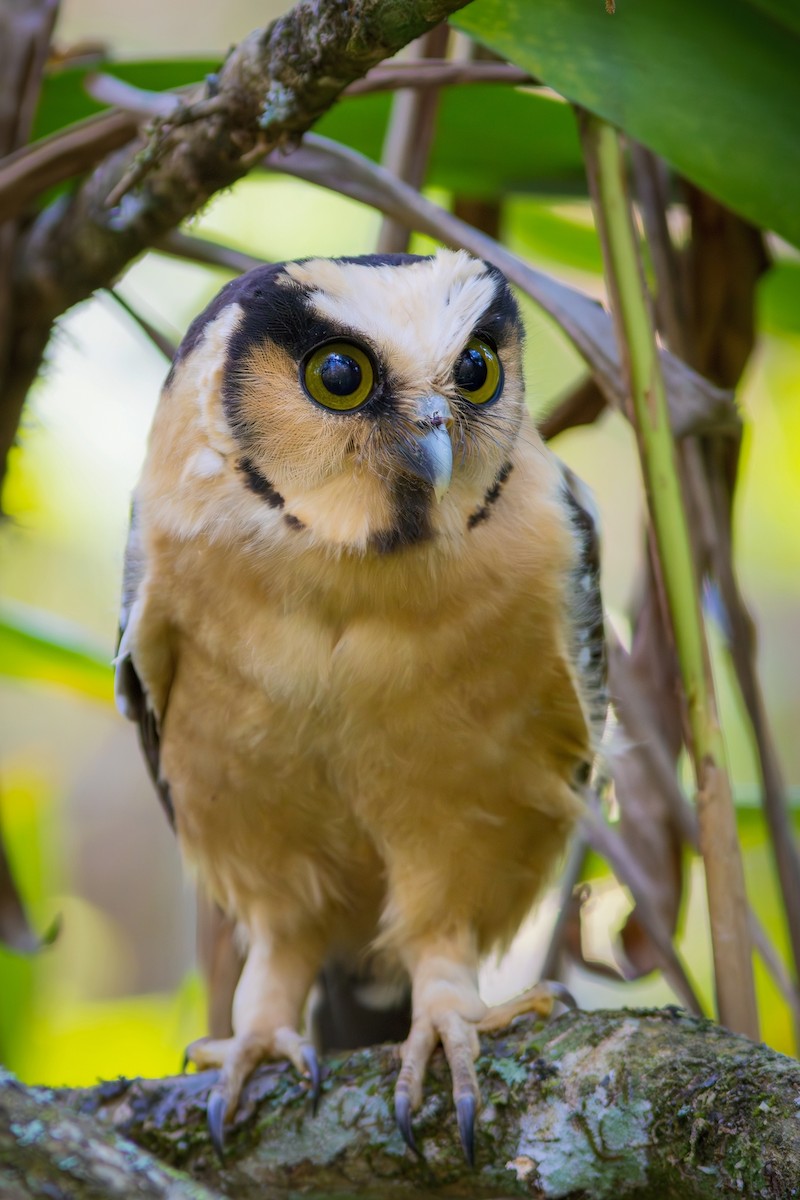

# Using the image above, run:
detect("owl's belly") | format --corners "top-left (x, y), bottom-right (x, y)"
top-left (159, 594), bottom-right (581, 952)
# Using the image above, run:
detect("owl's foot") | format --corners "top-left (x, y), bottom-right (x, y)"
top-left (395, 1008), bottom-right (481, 1164)
top-left (394, 980), bottom-right (575, 1165)
top-left (477, 979), bottom-right (576, 1033)
top-left (185, 1027), bottom-right (320, 1157)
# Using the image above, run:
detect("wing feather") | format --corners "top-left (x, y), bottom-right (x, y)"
top-left (115, 500), bottom-right (175, 828)
top-left (558, 462), bottom-right (608, 746)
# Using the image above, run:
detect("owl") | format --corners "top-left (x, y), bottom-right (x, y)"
top-left (115, 250), bottom-right (605, 1162)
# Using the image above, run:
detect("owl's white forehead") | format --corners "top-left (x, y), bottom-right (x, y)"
top-left (284, 251), bottom-right (500, 372)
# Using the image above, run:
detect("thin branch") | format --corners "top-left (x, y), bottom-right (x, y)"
top-left (84, 72), bottom-right (185, 117)
top-left (0, 109), bottom-right (137, 223)
top-left (0, 55), bottom-right (531, 227)
top-left (629, 142), bottom-right (687, 351)
top-left (539, 831), bottom-right (591, 980)
top-left (375, 25), bottom-right (449, 254)
top-left (581, 801), bottom-right (705, 1015)
top-left (106, 289), bottom-right (178, 361)
top-left (153, 229), bottom-right (269, 275)
top-left (538, 374), bottom-right (607, 441)
top-left (267, 134), bottom-right (739, 439)
top-left (346, 58), bottom-right (534, 94)
top-left (578, 113), bottom-right (758, 1040)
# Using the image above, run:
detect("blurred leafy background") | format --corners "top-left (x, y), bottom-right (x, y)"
top-left (1, 0), bottom-right (799, 1089)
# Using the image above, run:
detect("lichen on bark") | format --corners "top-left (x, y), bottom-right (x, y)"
top-left (2, 1009), bottom-right (799, 1199)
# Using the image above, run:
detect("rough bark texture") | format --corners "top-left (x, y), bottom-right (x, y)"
top-left (2, 1010), bottom-right (799, 1199)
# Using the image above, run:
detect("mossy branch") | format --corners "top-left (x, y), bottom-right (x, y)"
top-left (3, 1010), bottom-right (800, 1199)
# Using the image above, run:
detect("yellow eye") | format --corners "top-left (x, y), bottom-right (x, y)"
top-left (302, 341), bottom-right (375, 411)
top-left (454, 337), bottom-right (503, 405)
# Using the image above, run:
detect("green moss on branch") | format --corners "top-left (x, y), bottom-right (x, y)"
top-left (3, 1010), bottom-right (798, 1198)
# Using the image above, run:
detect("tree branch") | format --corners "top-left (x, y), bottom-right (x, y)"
top-left (3, 1011), bottom-right (799, 1199)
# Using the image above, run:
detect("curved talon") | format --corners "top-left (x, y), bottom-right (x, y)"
top-left (394, 1091), bottom-right (419, 1156)
top-left (456, 1093), bottom-right (476, 1166)
top-left (301, 1043), bottom-right (322, 1113)
top-left (545, 980), bottom-right (577, 1011)
top-left (207, 1090), bottom-right (228, 1160)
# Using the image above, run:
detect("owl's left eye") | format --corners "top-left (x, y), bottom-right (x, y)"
top-left (454, 337), bottom-right (503, 406)
top-left (302, 341), bottom-right (375, 412)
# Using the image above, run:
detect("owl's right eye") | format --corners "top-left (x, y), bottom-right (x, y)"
top-left (302, 341), bottom-right (375, 412)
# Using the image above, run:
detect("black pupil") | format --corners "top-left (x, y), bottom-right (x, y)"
top-left (455, 347), bottom-right (488, 392)
top-left (320, 352), bottom-right (361, 396)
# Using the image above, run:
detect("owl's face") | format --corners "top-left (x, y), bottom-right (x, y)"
top-left (162, 250), bottom-right (527, 555)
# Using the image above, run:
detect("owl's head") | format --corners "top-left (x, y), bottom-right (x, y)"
top-left (158, 250), bottom-right (529, 555)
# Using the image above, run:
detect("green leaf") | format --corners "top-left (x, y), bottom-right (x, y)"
top-left (0, 604), bottom-right (112, 703)
top-left (758, 261), bottom-right (800, 337)
top-left (454, 0), bottom-right (800, 247)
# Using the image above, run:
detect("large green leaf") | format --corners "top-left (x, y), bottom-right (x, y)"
top-left (454, 0), bottom-right (800, 247)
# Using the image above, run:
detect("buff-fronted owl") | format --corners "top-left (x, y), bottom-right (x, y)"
top-left (115, 250), bottom-right (605, 1162)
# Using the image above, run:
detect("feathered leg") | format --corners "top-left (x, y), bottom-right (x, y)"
top-left (185, 917), bottom-right (321, 1154)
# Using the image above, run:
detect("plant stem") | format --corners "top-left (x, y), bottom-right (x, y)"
top-left (578, 112), bottom-right (758, 1040)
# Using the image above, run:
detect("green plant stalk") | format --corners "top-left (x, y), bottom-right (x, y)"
top-left (578, 113), bottom-right (759, 1040)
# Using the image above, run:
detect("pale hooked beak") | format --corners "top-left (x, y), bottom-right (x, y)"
top-left (398, 395), bottom-right (453, 502)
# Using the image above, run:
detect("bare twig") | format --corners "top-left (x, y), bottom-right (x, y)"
top-left (539, 832), bottom-right (591, 980)
top-left (580, 801), bottom-right (704, 1014)
top-left (347, 58), bottom-right (533, 94)
top-left (86, 60), bottom-right (531, 117)
top-left (106, 289), bottom-right (178, 361)
top-left (0, 109), bottom-right (138, 224)
top-left (153, 230), bottom-right (269, 275)
top-left (684, 191), bottom-right (800, 1010)
top-left (84, 72), bottom-right (186, 118)
top-left (538, 375), bottom-right (607, 441)
top-left (376, 25), bottom-right (449, 253)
